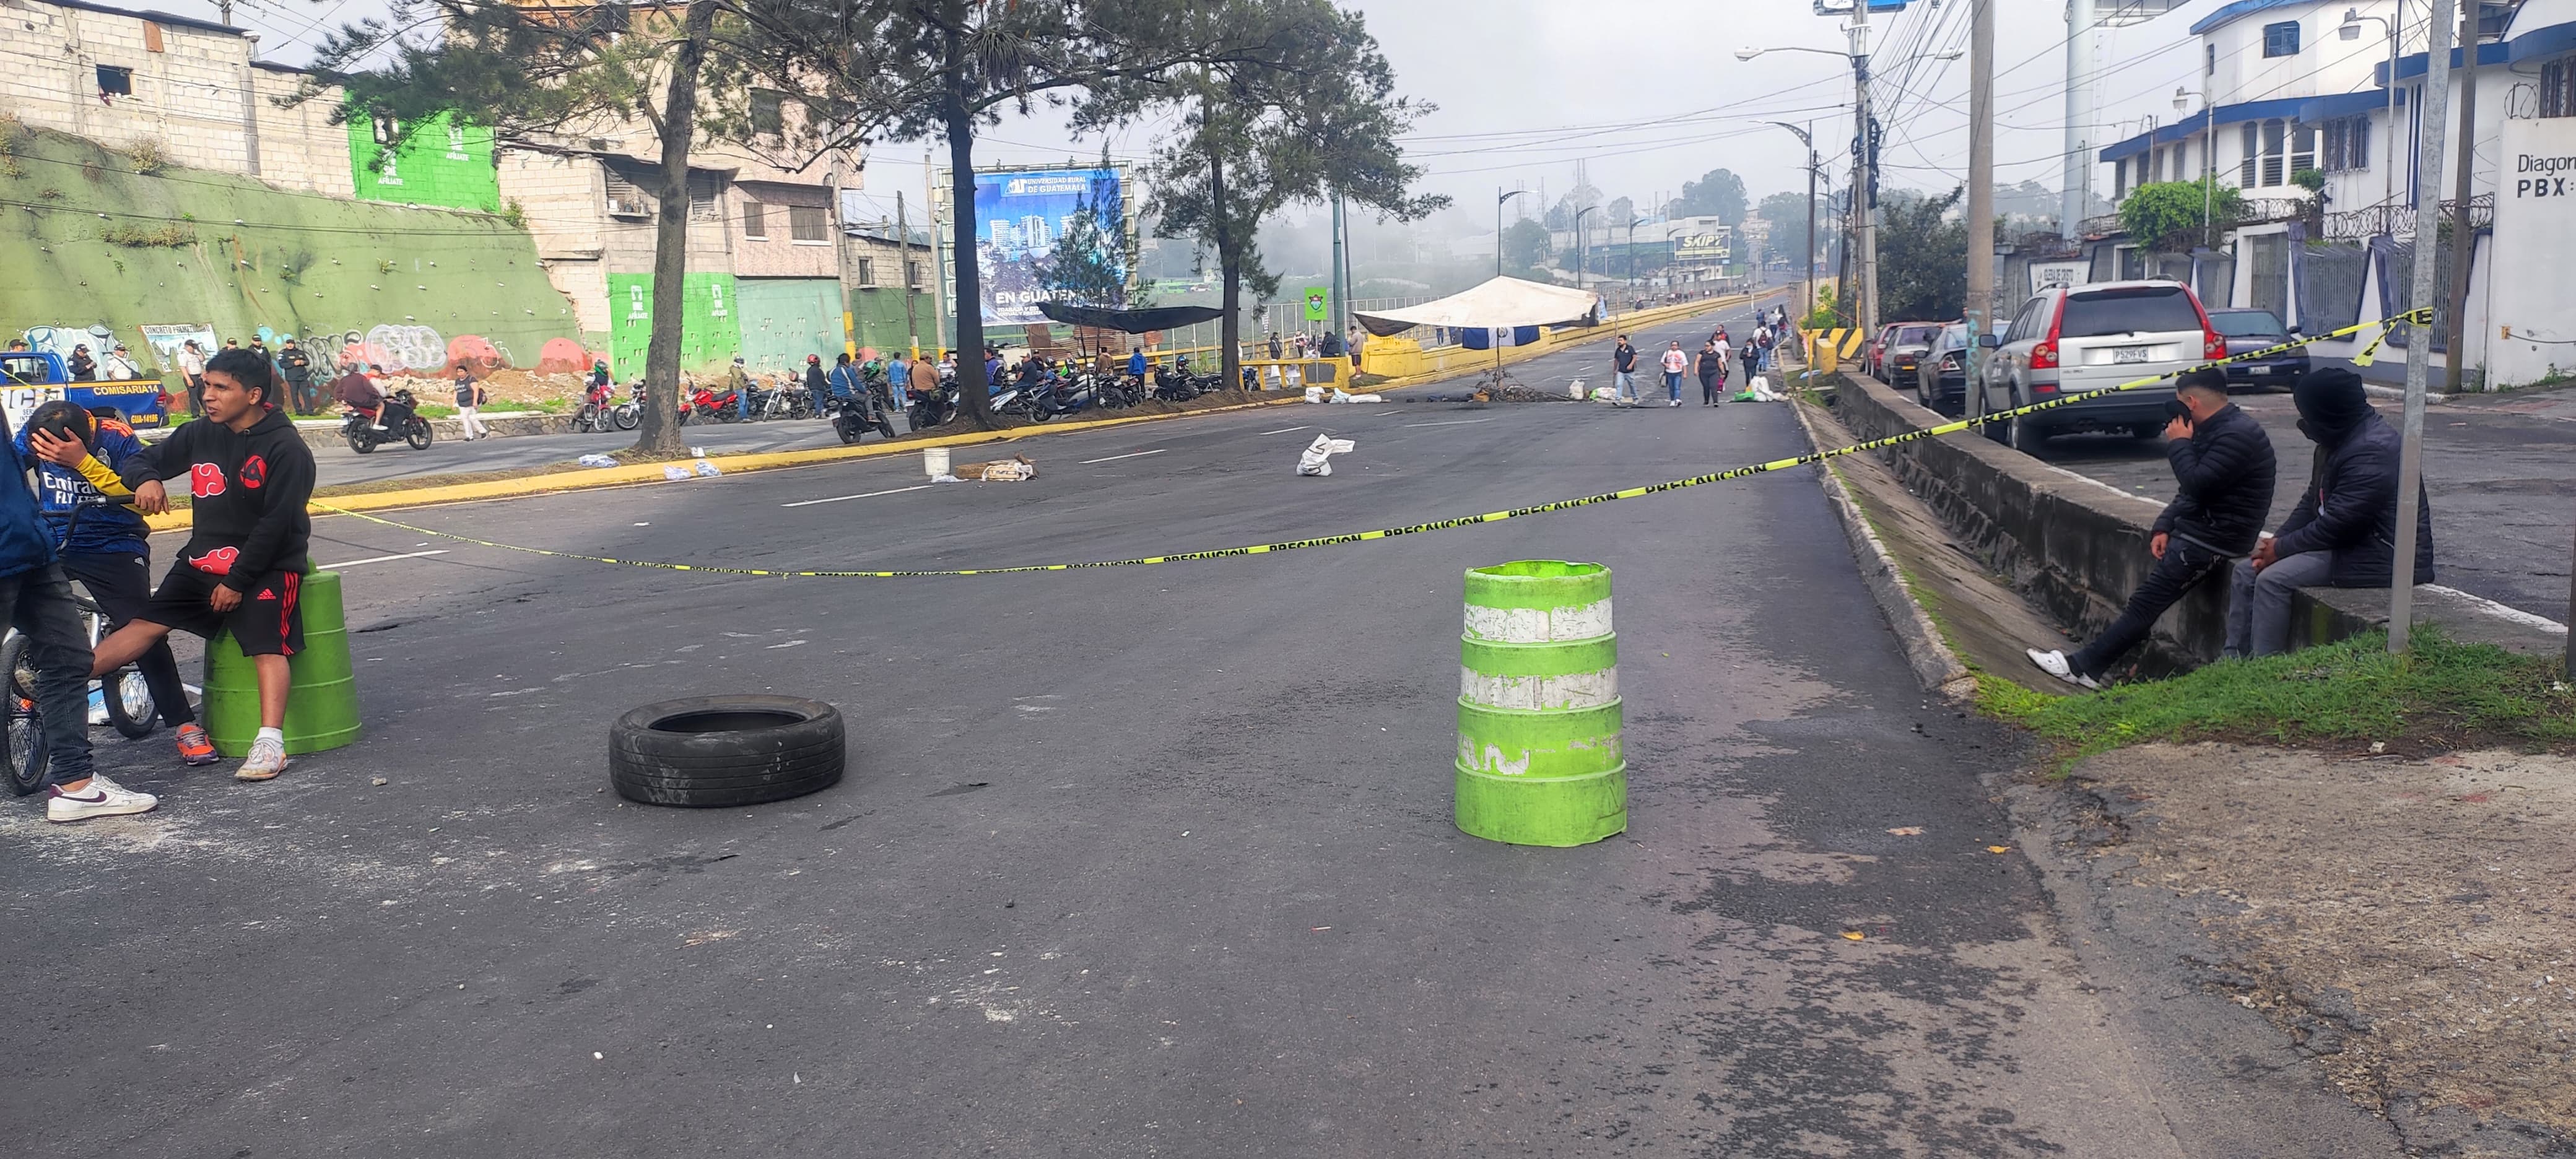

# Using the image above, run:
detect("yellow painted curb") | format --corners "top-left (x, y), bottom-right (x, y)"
top-left (141, 295), bottom-right (1753, 531)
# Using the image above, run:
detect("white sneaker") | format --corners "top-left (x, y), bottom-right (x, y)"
top-left (236, 736), bottom-right (290, 782)
top-left (47, 774), bottom-right (159, 822)
top-left (2026, 648), bottom-right (2101, 690)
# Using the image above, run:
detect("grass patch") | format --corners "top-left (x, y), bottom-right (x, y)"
top-left (1986, 628), bottom-right (2576, 767)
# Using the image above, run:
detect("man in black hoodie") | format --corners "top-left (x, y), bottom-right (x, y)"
top-left (2030, 368), bottom-right (2276, 687)
top-left (2225, 367), bottom-right (2435, 658)
top-left (89, 347), bottom-right (316, 783)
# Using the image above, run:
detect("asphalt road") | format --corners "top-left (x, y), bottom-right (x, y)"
top-left (6, 293), bottom-right (2407, 1157)
top-left (1960, 382), bottom-right (2576, 623)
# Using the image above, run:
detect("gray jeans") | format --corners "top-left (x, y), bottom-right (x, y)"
top-left (1, 563), bottom-right (95, 785)
top-left (2225, 550), bottom-right (2337, 659)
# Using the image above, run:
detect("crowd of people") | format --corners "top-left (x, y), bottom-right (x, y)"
top-left (1606, 305), bottom-right (1794, 406)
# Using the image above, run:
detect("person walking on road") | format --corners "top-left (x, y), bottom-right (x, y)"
top-left (2222, 367), bottom-right (2435, 659)
top-left (1659, 341), bottom-right (1689, 406)
top-left (1611, 336), bottom-right (1638, 402)
top-left (17, 401), bottom-right (218, 766)
top-left (452, 367), bottom-right (490, 441)
top-left (2028, 368), bottom-right (2276, 688)
top-left (1695, 341), bottom-right (1726, 406)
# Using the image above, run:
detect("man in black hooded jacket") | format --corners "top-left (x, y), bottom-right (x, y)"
top-left (2029, 368), bottom-right (2276, 687)
top-left (2225, 367), bottom-right (2435, 658)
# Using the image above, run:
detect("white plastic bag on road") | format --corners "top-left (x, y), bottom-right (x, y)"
top-left (577, 453), bottom-right (617, 468)
top-left (1303, 386), bottom-right (1326, 404)
top-left (1296, 433), bottom-right (1355, 476)
top-left (694, 459), bottom-right (723, 477)
top-left (662, 465), bottom-right (692, 480)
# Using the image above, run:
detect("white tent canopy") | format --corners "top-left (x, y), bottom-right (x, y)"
top-left (1352, 277), bottom-right (1605, 337)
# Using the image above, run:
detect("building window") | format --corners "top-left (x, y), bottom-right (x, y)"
top-left (2241, 122), bottom-right (2260, 188)
top-left (2262, 20), bottom-right (2300, 58)
top-left (742, 201), bottom-right (767, 238)
top-left (604, 171), bottom-right (650, 219)
top-left (856, 258), bottom-right (876, 287)
top-left (2263, 119), bottom-right (2288, 186)
top-left (2544, 58), bottom-right (2576, 118)
top-left (2321, 115), bottom-right (2370, 171)
top-left (2291, 122), bottom-right (2318, 176)
top-left (2115, 157), bottom-right (2130, 201)
top-left (907, 260), bottom-right (922, 289)
top-left (95, 65), bottom-right (132, 98)
top-left (789, 204), bottom-right (828, 243)
top-left (687, 173), bottom-right (723, 223)
top-left (751, 90), bottom-right (784, 136)
top-left (372, 113), bottom-right (399, 145)
top-left (2207, 41), bottom-right (2217, 76)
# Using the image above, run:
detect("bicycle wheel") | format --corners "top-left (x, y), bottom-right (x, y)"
top-left (2, 635), bottom-right (50, 796)
top-left (101, 669), bottom-right (156, 739)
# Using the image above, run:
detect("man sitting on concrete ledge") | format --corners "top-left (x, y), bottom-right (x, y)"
top-left (2226, 367), bottom-right (2435, 659)
top-left (2029, 368), bottom-right (2276, 688)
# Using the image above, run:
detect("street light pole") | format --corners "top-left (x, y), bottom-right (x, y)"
top-left (2392, 0), bottom-right (2458, 654)
top-left (1496, 187), bottom-right (1531, 279)
top-left (1768, 121), bottom-right (1819, 334)
top-left (1574, 204), bottom-right (1601, 292)
top-left (1851, 5), bottom-right (1879, 336)
top-left (2445, 0), bottom-right (2482, 393)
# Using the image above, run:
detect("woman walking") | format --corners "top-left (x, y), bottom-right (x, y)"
top-left (1695, 341), bottom-right (1726, 406)
top-left (453, 367), bottom-right (490, 440)
top-left (1659, 341), bottom-right (1689, 407)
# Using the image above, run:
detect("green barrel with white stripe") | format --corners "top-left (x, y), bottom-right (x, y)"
top-left (1455, 560), bottom-right (1625, 846)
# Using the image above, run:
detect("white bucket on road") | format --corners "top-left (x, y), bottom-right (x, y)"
top-left (923, 447), bottom-right (950, 479)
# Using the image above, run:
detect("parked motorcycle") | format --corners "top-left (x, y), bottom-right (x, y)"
top-left (342, 389), bottom-right (433, 454)
top-left (573, 380), bottom-right (642, 433)
top-left (1027, 371), bottom-right (1097, 423)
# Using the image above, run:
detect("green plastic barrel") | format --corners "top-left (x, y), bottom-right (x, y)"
top-left (202, 569), bottom-right (362, 757)
top-left (1454, 560), bottom-right (1626, 847)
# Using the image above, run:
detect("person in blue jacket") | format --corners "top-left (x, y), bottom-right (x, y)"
top-left (4, 404), bottom-right (155, 822)
top-left (18, 402), bottom-right (215, 766)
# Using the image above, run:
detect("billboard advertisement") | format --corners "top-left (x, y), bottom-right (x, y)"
top-left (970, 167), bottom-right (1125, 326)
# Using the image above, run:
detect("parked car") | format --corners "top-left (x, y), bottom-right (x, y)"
top-left (2206, 307), bottom-right (2310, 390)
top-left (1912, 323), bottom-right (1977, 414)
top-left (1971, 279), bottom-right (2225, 452)
top-left (1871, 321), bottom-right (1945, 383)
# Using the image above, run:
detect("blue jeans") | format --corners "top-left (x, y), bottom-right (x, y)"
top-left (1, 563), bottom-right (95, 786)
top-left (1663, 371), bottom-right (1683, 400)
top-left (1613, 370), bottom-right (1635, 399)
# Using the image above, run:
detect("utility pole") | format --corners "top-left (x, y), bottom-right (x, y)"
top-left (1852, 2), bottom-right (1879, 336)
top-left (1331, 193), bottom-right (1347, 346)
top-left (2393, 0), bottom-right (2459, 654)
top-left (1964, 0), bottom-right (1996, 389)
top-left (2061, 0), bottom-right (2096, 237)
top-left (897, 191), bottom-right (919, 358)
top-left (926, 148), bottom-right (947, 358)
top-left (1804, 124), bottom-right (1818, 326)
top-left (825, 162), bottom-right (858, 361)
top-left (2443, 0), bottom-right (2482, 393)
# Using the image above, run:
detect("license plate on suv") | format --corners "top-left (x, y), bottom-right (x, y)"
top-left (2113, 346), bottom-right (2150, 365)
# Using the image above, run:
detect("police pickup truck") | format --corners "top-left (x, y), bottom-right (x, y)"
top-left (0, 350), bottom-right (173, 434)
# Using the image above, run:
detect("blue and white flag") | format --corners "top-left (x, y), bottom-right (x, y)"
top-left (1461, 325), bottom-right (1541, 351)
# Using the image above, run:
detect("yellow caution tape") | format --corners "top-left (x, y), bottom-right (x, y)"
top-left (315, 310), bottom-right (2426, 580)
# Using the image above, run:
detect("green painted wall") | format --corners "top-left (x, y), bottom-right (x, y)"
top-left (0, 126), bottom-right (581, 381)
top-left (850, 286), bottom-right (937, 355)
top-left (734, 278), bottom-right (842, 371)
top-left (608, 272), bottom-right (743, 376)
top-left (349, 110), bottom-right (500, 213)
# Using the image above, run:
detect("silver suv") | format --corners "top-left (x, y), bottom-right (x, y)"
top-left (1970, 280), bottom-right (2222, 452)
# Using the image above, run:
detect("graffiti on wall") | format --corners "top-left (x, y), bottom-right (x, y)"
top-left (24, 320), bottom-right (601, 380)
top-left (135, 323), bottom-right (219, 371)
top-left (19, 324), bottom-right (119, 364)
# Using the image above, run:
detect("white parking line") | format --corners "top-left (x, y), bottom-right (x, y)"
top-left (780, 484), bottom-right (932, 508)
top-left (1371, 410), bottom-right (1408, 417)
top-left (1079, 449), bottom-right (1166, 464)
top-left (320, 549), bottom-right (450, 570)
top-left (1258, 425), bottom-right (1312, 435)
top-left (1401, 418), bottom-right (1495, 428)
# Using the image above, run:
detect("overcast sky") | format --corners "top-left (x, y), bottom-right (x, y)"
top-left (159, 0), bottom-right (2282, 224)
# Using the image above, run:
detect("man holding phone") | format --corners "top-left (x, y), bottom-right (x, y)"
top-left (2029, 368), bottom-right (2276, 688)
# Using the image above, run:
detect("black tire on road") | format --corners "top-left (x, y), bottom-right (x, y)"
top-left (614, 404), bottom-right (640, 431)
top-left (406, 419), bottom-right (435, 451)
top-left (609, 695), bottom-right (845, 809)
top-left (347, 433), bottom-right (376, 454)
